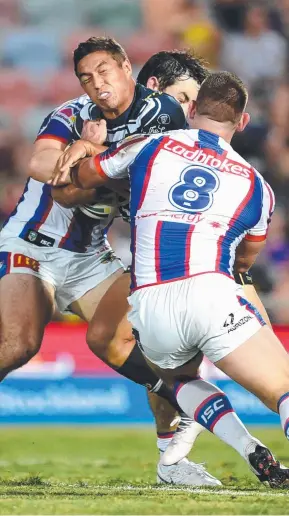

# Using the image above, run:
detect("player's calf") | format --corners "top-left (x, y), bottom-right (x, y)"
top-left (165, 374), bottom-right (289, 487)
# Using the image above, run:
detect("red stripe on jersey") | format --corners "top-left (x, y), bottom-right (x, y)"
top-left (215, 174), bottom-right (256, 271)
top-left (93, 155), bottom-right (108, 178)
top-left (34, 195), bottom-right (54, 232)
top-left (244, 234), bottom-right (266, 242)
top-left (184, 225), bottom-right (195, 276)
top-left (138, 136), bottom-right (169, 210)
top-left (35, 134), bottom-right (68, 144)
top-left (59, 217), bottom-right (75, 248)
top-left (102, 135), bottom-right (148, 161)
top-left (155, 221), bottom-right (163, 282)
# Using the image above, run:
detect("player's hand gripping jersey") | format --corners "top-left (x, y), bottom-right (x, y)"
top-left (94, 129), bottom-right (275, 288)
top-left (1, 86), bottom-right (186, 253)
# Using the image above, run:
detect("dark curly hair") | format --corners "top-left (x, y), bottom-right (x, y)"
top-left (137, 50), bottom-right (209, 90)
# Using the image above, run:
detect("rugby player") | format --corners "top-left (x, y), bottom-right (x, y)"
top-left (0, 38), bottom-right (218, 486)
top-left (54, 71), bottom-right (289, 488)
top-left (79, 48), bottom-right (272, 466)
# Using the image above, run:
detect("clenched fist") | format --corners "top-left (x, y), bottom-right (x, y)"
top-left (81, 119), bottom-right (107, 145)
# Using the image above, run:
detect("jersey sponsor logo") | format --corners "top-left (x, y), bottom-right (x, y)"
top-left (164, 139), bottom-right (251, 179)
top-left (135, 211), bottom-right (204, 224)
top-left (223, 313), bottom-right (253, 333)
top-left (54, 107), bottom-right (76, 128)
top-left (157, 114), bottom-right (171, 125)
top-left (223, 313), bottom-right (235, 327)
top-left (148, 125), bottom-right (159, 134)
top-left (24, 230), bottom-right (55, 248)
top-left (27, 230), bottom-right (37, 243)
top-left (13, 254), bottom-right (40, 272)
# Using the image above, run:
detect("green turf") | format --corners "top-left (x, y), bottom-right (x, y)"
top-left (0, 427), bottom-right (288, 514)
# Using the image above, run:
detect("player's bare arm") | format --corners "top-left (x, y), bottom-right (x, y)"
top-left (51, 184), bottom-right (97, 208)
top-left (235, 238), bottom-right (267, 273)
top-left (28, 139), bottom-right (67, 184)
top-left (49, 140), bottom-right (107, 186)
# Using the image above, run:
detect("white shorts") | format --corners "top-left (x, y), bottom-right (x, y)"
top-left (128, 273), bottom-right (265, 369)
top-left (0, 236), bottom-right (123, 312)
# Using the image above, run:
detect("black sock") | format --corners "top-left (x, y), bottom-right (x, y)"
top-left (116, 344), bottom-right (181, 412)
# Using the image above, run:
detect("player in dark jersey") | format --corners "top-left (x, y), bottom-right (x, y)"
top-left (0, 36), bottom-right (219, 486)
top-left (48, 39), bottom-right (223, 486)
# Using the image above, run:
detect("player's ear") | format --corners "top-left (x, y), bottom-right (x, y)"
top-left (146, 76), bottom-right (160, 91)
top-left (236, 112), bottom-right (250, 133)
top-left (188, 100), bottom-right (197, 121)
top-left (123, 58), bottom-right (132, 77)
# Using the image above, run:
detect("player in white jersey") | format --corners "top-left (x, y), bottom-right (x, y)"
top-left (84, 49), bottom-right (273, 469)
top-left (0, 38), bottom-right (222, 486)
top-left (52, 71), bottom-right (289, 488)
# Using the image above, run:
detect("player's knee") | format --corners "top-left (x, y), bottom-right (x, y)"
top-left (86, 321), bottom-right (115, 359)
top-left (0, 328), bottom-right (41, 373)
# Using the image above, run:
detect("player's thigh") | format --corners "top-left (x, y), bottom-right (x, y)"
top-left (215, 325), bottom-right (289, 410)
top-left (0, 273), bottom-right (54, 356)
top-left (87, 271), bottom-right (131, 347)
top-left (70, 268), bottom-right (124, 322)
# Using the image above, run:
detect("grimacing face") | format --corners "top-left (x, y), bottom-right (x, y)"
top-left (77, 51), bottom-right (133, 117)
top-left (163, 76), bottom-right (200, 117)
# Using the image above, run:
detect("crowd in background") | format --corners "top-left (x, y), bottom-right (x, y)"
top-left (0, 0), bottom-right (289, 322)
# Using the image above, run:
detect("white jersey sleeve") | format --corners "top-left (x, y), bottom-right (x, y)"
top-left (245, 179), bottom-right (275, 242)
top-left (93, 135), bottom-right (151, 179)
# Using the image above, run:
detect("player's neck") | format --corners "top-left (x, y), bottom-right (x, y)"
top-left (102, 79), bottom-right (136, 120)
top-left (190, 115), bottom-right (234, 144)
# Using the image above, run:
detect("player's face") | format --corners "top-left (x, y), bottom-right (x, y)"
top-left (77, 51), bottom-right (133, 116)
top-left (163, 76), bottom-right (200, 117)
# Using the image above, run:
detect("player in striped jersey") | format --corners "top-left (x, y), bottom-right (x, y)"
top-left (52, 71), bottom-right (289, 488)
top-left (0, 38), bottom-right (220, 486)
top-left (84, 49), bottom-right (272, 470)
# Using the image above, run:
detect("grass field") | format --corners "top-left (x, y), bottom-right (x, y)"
top-left (0, 427), bottom-right (289, 515)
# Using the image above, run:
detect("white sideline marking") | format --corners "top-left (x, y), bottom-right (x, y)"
top-left (64, 484), bottom-right (289, 497)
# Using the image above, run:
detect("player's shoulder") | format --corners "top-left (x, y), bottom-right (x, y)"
top-left (134, 84), bottom-right (186, 133)
top-left (37, 94), bottom-right (90, 139)
top-left (41, 94), bottom-right (89, 130)
top-left (135, 83), bottom-right (183, 112)
top-left (51, 94), bottom-right (89, 119)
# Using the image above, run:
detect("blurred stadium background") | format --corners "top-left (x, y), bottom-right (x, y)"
top-left (0, 0), bottom-right (289, 427)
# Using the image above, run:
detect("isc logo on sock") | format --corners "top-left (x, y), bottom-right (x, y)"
top-left (201, 399), bottom-right (225, 423)
top-left (194, 394), bottom-right (233, 432)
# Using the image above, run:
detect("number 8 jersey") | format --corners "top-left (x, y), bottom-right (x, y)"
top-left (93, 128), bottom-right (275, 291)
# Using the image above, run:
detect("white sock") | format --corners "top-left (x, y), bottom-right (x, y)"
top-left (175, 378), bottom-right (262, 459)
top-left (157, 433), bottom-right (174, 453)
top-left (278, 392), bottom-right (289, 438)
